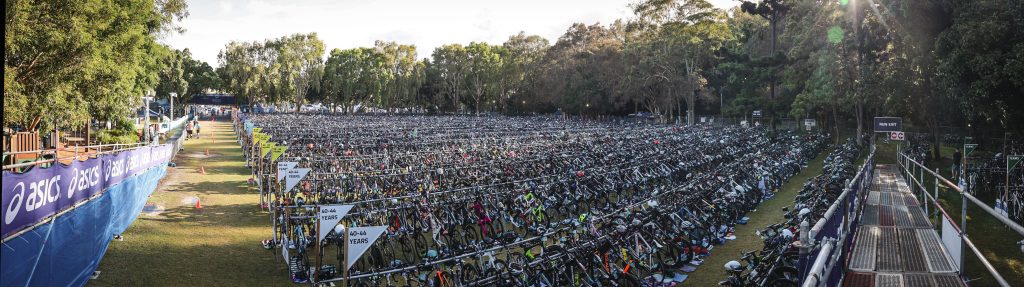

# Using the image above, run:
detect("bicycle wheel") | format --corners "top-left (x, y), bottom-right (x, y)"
top-left (615, 273), bottom-right (643, 287)
top-left (460, 265), bottom-right (480, 286)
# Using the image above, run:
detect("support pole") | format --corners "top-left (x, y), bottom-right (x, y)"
top-left (937, 168), bottom-right (942, 222)
top-left (919, 165), bottom-right (924, 205)
top-left (961, 188), bottom-right (968, 278)
top-left (315, 206), bottom-right (322, 287)
top-left (343, 220), bottom-right (349, 287)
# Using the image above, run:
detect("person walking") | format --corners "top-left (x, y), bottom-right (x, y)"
top-left (186, 120), bottom-right (194, 139)
top-left (952, 148), bottom-right (962, 179)
top-left (195, 121), bottom-right (201, 139)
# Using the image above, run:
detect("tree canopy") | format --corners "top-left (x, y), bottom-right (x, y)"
top-left (4, 0), bottom-right (191, 133)
top-left (7, 0), bottom-right (1024, 147)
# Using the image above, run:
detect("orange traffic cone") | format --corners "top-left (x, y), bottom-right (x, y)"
top-left (195, 198), bottom-right (203, 209)
top-left (205, 149), bottom-right (210, 156)
top-left (199, 166), bottom-right (206, 175)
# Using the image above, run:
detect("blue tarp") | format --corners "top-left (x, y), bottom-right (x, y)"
top-left (1, 164), bottom-right (166, 287)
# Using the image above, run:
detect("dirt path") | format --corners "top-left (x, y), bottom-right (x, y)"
top-left (92, 120), bottom-right (287, 286)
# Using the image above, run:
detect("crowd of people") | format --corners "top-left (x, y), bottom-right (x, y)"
top-left (236, 113), bottom-right (829, 286)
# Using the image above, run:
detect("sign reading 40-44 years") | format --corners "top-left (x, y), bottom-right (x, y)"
top-left (317, 204), bottom-right (353, 241)
top-left (345, 226), bottom-right (387, 269)
top-left (284, 168), bottom-right (311, 192)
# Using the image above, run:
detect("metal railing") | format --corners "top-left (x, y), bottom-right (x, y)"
top-left (897, 153), bottom-right (1021, 287)
top-left (801, 145), bottom-right (875, 287)
top-left (2, 143), bottom-right (146, 171)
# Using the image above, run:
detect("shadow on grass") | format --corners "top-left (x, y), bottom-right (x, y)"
top-left (138, 203), bottom-right (268, 227)
top-left (91, 239), bottom-right (289, 287)
top-left (167, 180), bottom-right (254, 196)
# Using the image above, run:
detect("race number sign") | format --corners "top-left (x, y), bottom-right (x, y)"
top-left (346, 226), bottom-right (388, 269)
top-left (277, 162), bottom-right (298, 180)
top-left (254, 133), bottom-right (271, 145)
top-left (270, 146), bottom-right (288, 161)
top-left (284, 168), bottom-right (311, 192)
top-left (318, 205), bottom-right (353, 241)
top-left (873, 117), bottom-right (902, 132)
top-left (752, 110), bottom-right (762, 118)
top-left (262, 142), bottom-right (276, 157)
top-left (889, 131), bottom-right (905, 141)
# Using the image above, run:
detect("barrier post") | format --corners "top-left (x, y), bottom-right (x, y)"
top-left (343, 221), bottom-right (349, 287)
top-left (921, 165), bottom-right (929, 202)
top-left (960, 188), bottom-right (968, 278)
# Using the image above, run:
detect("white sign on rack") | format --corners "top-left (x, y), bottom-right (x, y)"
top-left (318, 205), bottom-right (354, 241)
top-left (277, 161), bottom-right (298, 180)
top-left (285, 168), bottom-right (311, 192)
top-left (346, 226), bottom-right (388, 269)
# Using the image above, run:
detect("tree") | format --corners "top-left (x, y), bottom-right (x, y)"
top-left (274, 33), bottom-right (324, 112)
top-left (5, 0), bottom-right (188, 133)
top-left (374, 41), bottom-right (420, 109)
top-left (182, 49), bottom-right (221, 99)
top-left (464, 42), bottom-right (503, 114)
top-left (429, 44), bottom-right (470, 112)
top-left (501, 32), bottom-right (550, 112)
top-left (626, 0), bottom-right (732, 123)
top-left (740, 0), bottom-right (790, 128)
top-left (155, 47), bottom-right (188, 107)
top-left (936, 0), bottom-right (1024, 136)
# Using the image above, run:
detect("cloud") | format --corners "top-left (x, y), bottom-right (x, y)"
top-left (218, 1), bottom-right (233, 14)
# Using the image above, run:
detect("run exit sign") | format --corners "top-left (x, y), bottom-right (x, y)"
top-left (874, 117), bottom-right (902, 132)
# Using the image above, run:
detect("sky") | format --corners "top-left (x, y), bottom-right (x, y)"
top-left (164, 0), bottom-right (740, 65)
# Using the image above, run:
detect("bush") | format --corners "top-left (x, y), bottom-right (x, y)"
top-left (94, 128), bottom-right (139, 144)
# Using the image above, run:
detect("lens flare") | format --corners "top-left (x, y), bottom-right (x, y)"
top-left (827, 26), bottom-right (844, 44)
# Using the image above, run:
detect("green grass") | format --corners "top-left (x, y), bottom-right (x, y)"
top-left (684, 149), bottom-right (832, 286)
top-left (91, 120), bottom-right (289, 286)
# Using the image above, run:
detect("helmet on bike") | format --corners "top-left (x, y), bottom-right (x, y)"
top-left (799, 208), bottom-right (811, 218)
top-left (724, 261), bottom-right (742, 271)
top-left (781, 228), bottom-right (794, 239)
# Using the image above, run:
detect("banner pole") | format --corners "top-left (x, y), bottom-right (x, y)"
top-left (343, 221), bottom-right (349, 287)
top-left (1007, 156), bottom-right (1013, 217)
top-left (314, 206), bottom-right (321, 287)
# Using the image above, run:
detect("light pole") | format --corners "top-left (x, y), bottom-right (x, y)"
top-left (144, 90), bottom-right (154, 144)
top-left (169, 92), bottom-right (178, 120)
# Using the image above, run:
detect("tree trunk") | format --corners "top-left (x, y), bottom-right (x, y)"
top-left (769, 11), bottom-right (778, 131)
top-left (856, 100), bottom-right (864, 146)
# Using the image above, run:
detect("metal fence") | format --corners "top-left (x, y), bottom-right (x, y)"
top-left (801, 147), bottom-right (1023, 287)
top-left (801, 145), bottom-right (876, 287)
top-left (2, 143), bottom-right (146, 172)
top-left (896, 153), bottom-right (1022, 287)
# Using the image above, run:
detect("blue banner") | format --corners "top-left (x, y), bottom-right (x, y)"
top-left (1, 163), bottom-right (167, 287)
top-left (2, 144), bottom-right (172, 239)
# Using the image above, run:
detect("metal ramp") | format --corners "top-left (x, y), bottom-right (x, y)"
top-left (844, 165), bottom-right (962, 287)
